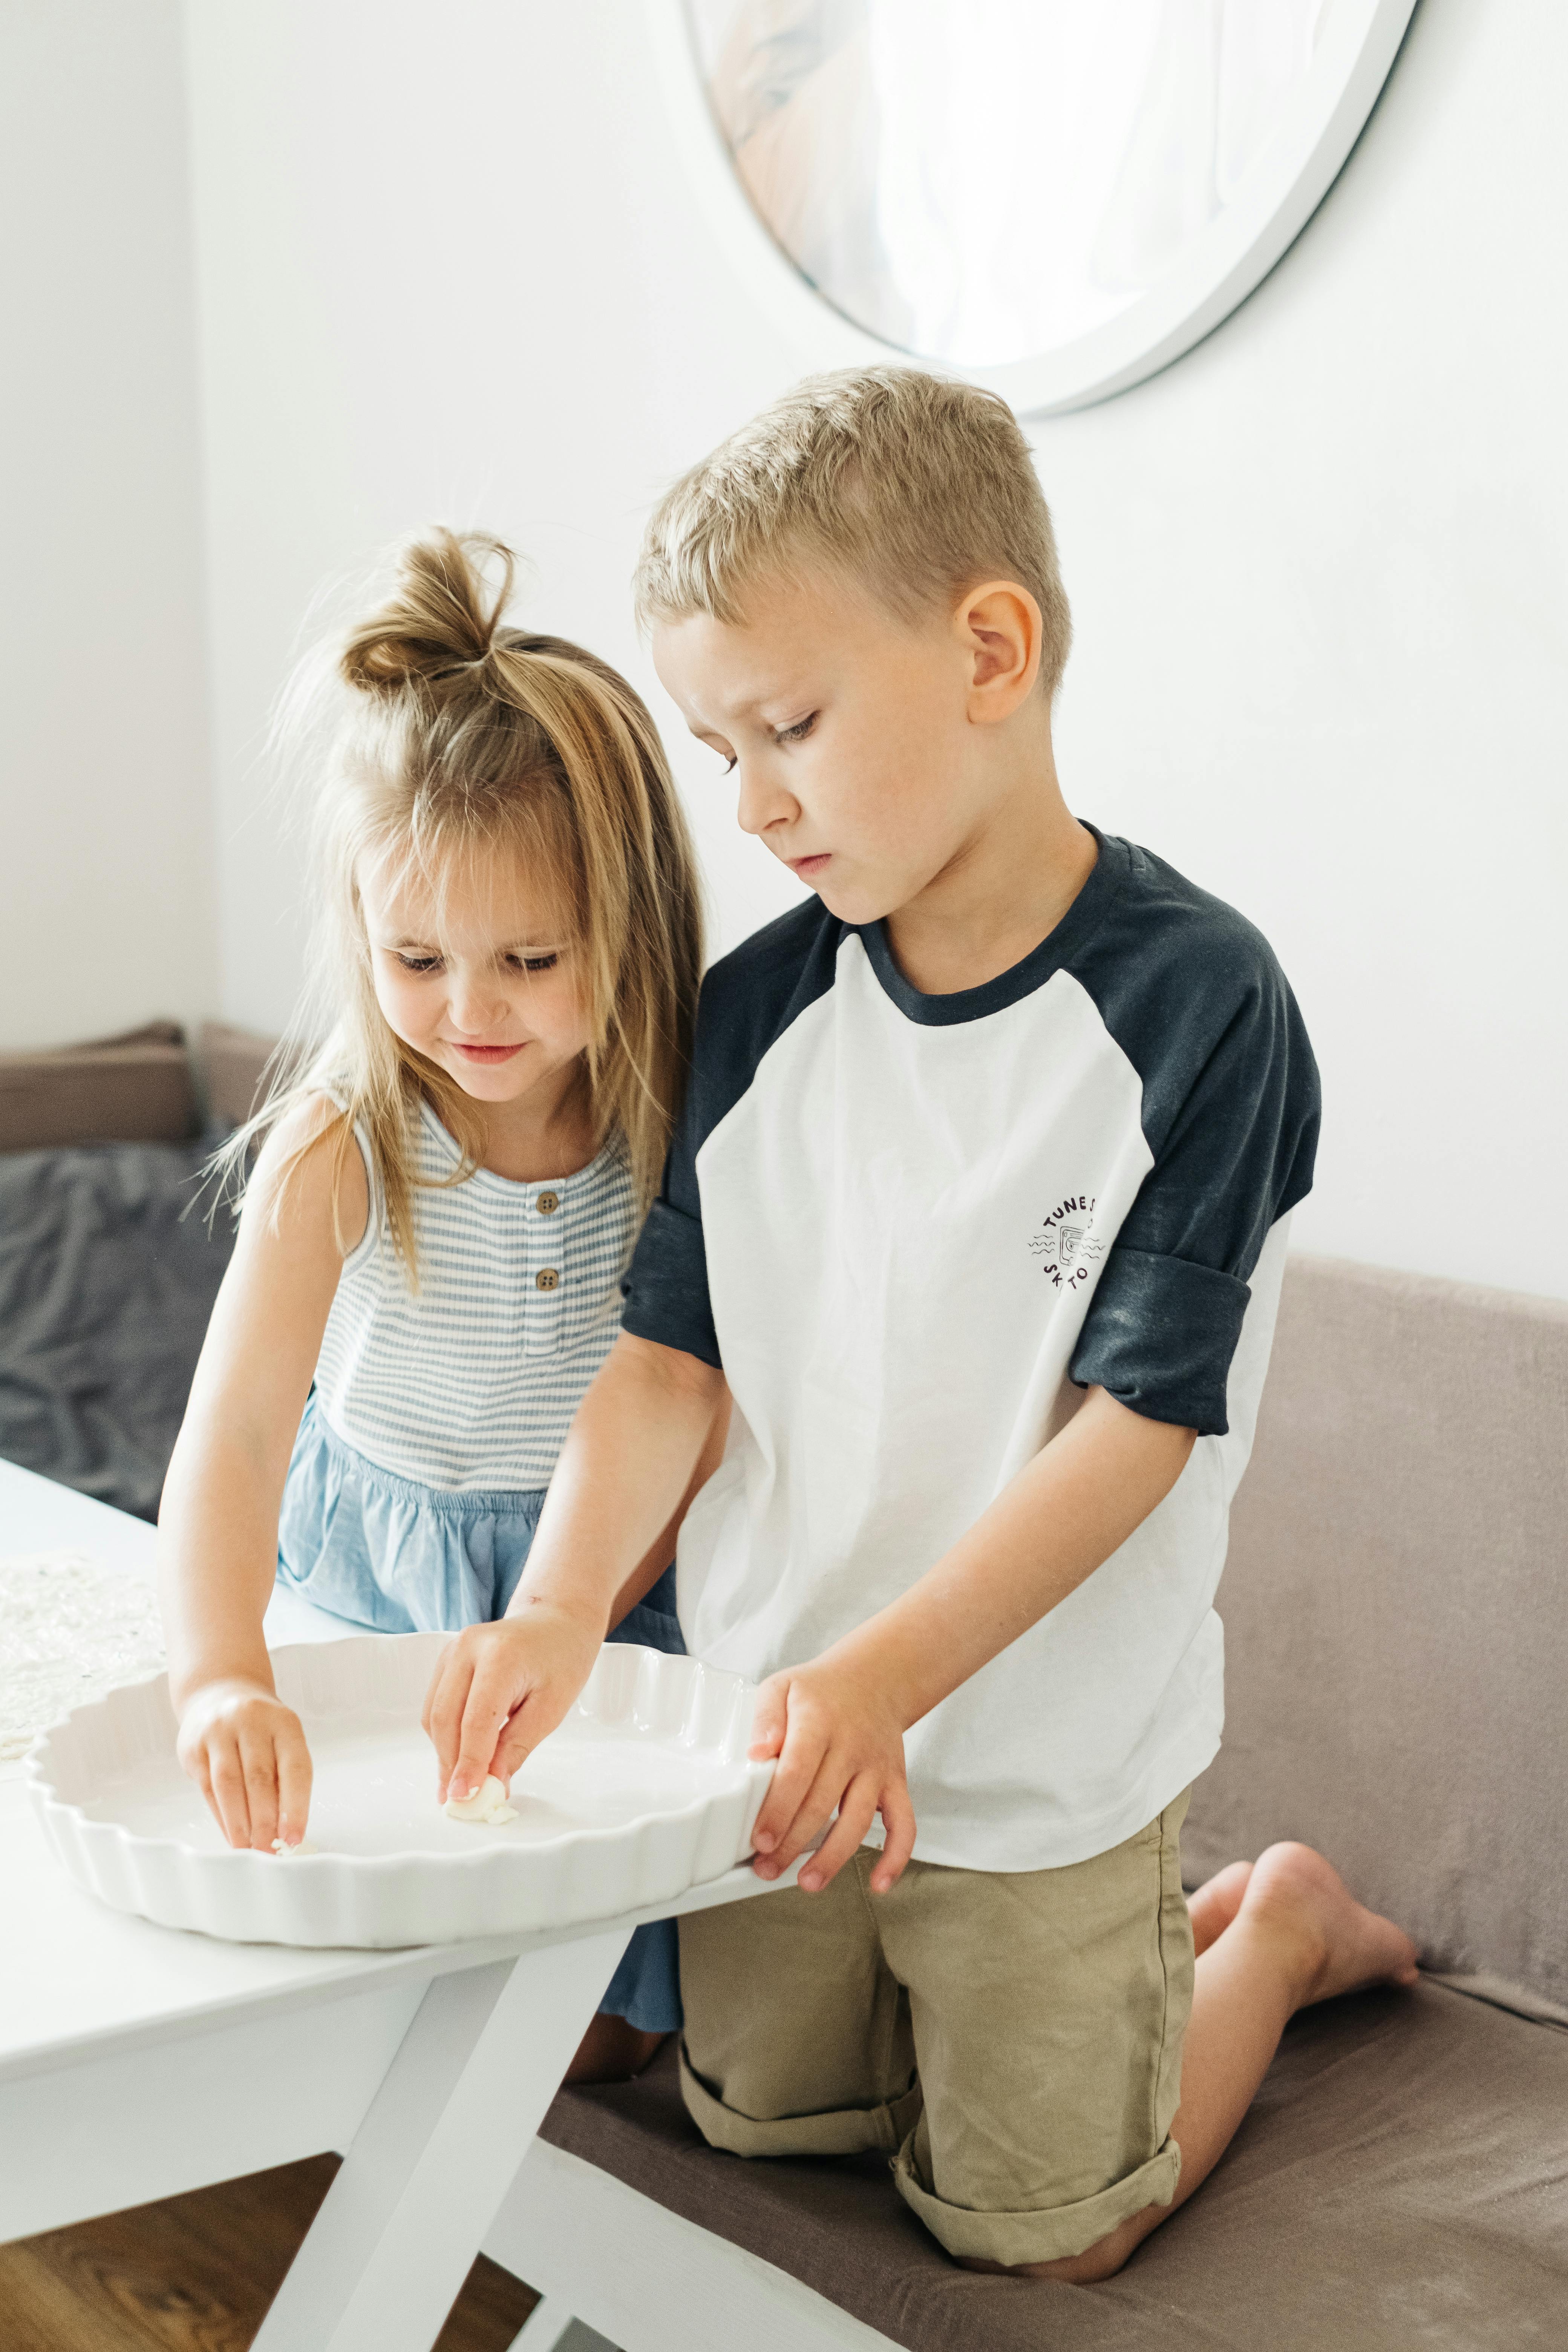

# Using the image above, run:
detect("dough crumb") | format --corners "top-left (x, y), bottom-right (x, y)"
top-left (444, 1774), bottom-right (518, 1825)
top-left (270, 1836), bottom-right (319, 1857)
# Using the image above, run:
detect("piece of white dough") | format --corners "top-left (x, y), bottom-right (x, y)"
top-left (443, 1773), bottom-right (518, 1825)
top-left (270, 1836), bottom-right (319, 1856)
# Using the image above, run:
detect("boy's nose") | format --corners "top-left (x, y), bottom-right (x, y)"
top-left (735, 758), bottom-right (799, 840)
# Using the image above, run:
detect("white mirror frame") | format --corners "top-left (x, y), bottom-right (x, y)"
top-left (648, 0), bottom-right (1419, 415)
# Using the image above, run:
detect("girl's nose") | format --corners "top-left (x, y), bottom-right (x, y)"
top-left (735, 758), bottom-right (799, 841)
top-left (447, 971), bottom-right (505, 1034)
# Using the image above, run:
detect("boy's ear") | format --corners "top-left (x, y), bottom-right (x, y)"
top-left (953, 581), bottom-right (1043, 722)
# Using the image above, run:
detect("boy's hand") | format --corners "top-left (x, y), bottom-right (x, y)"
top-left (421, 1602), bottom-right (603, 1804)
top-left (177, 1677), bottom-right (313, 1852)
top-left (747, 1654), bottom-right (916, 1894)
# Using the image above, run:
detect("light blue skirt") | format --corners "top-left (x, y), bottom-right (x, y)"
top-left (277, 1392), bottom-right (683, 2033)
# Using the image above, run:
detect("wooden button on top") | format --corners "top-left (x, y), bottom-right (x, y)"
top-left (537, 1192), bottom-right (559, 1215)
top-left (536, 1269), bottom-right (560, 1292)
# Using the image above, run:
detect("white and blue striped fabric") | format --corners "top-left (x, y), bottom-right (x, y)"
top-left (313, 1100), bottom-right (635, 1491)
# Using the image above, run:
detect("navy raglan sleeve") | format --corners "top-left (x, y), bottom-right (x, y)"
top-left (1070, 952), bottom-right (1319, 1437)
top-left (621, 1044), bottom-right (721, 1369)
top-left (620, 897), bottom-right (844, 1372)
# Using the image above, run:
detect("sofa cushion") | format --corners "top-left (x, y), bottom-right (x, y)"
top-left (198, 1021), bottom-right (279, 1131)
top-left (0, 1138), bottom-right (234, 1519)
top-left (1184, 1255), bottom-right (1568, 2017)
top-left (542, 1982), bottom-right (1567, 2352)
top-left (0, 1021), bottom-right (196, 1152)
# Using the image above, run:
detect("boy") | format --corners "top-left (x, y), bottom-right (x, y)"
top-left (426, 369), bottom-right (1416, 2280)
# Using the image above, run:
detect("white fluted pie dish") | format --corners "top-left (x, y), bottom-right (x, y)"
top-left (24, 1634), bottom-right (772, 1948)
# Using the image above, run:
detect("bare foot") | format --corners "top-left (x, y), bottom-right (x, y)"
top-left (1241, 1842), bottom-right (1419, 2009)
top-left (564, 2014), bottom-right (667, 2085)
top-left (1187, 1860), bottom-right (1254, 1957)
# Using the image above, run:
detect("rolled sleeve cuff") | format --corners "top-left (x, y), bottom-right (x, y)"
top-left (620, 1197), bottom-right (722, 1369)
top-left (1070, 1245), bottom-right (1250, 1437)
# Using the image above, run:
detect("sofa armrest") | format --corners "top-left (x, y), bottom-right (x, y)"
top-left (0, 1021), bottom-right (195, 1151)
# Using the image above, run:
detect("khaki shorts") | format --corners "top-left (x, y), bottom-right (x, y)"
top-left (678, 1790), bottom-right (1193, 2268)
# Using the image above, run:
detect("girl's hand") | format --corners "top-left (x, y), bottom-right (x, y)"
top-left (421, 1603), bottom-right (604, 1804)
top-left (176, 1677), bottom-right (314, 1852)
top-left (746, 1656), bottom-right (917, 1894)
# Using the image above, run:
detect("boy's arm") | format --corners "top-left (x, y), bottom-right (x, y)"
top-left (747, 1389), bottom-right (1195, 1894)
top-left (421, 1334), bottom-right (724, 1802)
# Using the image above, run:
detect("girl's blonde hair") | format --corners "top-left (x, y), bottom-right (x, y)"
top-left (222, 528), bottom-right (703, 1274)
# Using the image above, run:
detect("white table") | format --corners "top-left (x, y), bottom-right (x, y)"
top-left (0, 1461), bottom-right (791, 2352)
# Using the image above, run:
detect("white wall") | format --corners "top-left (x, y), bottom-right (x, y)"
top-left (0, 0), bottom-right (214, 1050)
top-left (183, 0), bottom-right (1568, 1299)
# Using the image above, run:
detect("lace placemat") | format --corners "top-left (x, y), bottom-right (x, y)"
top-left (0, 1550), bottom-right (166, 1761)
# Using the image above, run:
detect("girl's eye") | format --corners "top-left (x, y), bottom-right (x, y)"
top-left (395, 953), bottom-right (443, 974)
top-left (505, 951), bottom-right (560, 974)
top-left (775, 713), bottom-right (816, 747)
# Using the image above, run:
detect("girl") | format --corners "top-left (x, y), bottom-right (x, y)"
top-left (158, 528), bottom-right (717, 2078)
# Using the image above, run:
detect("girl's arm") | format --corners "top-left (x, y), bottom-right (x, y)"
top-left (423, 1333), bottom-right (724, 1804)
top-left (607, 1382), bottom-right (731, 1628)
top-left (158, 1099), bottom-right (365, 1851)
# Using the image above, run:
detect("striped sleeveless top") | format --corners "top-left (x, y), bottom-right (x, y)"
top-left (312, 1100), bottom-right (637, 1492)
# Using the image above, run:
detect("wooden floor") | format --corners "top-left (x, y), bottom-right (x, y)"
top-left (0, 2154), bottom-right (539, 2352)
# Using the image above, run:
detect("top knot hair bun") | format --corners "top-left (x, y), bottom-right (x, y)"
top-left (236, 516), bottom-right (706, 1260)
top-left (339, 527), bottom-right (516, 695)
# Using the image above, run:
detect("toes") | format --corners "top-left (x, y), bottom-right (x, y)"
top-left (1242, 1843), bottom-right (1420, 2004)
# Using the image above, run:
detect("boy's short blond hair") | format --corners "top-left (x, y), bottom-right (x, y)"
top-left (635, 367), bottom-right (1073, 699)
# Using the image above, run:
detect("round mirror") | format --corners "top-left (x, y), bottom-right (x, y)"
top-left (660, 0), bottom-right (1418, 412)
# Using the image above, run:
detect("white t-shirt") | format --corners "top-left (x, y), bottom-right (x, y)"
top-left (623, 830), bottom-right (1320, 1871)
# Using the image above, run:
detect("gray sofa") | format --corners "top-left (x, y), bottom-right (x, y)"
top-left (527, 1256), bottom-right (1568, 2349)
top-left (0, 1021), bottom-right (273, 1520)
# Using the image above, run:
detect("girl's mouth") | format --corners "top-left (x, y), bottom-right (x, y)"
top-left (788, 853), bottom-right (830, 879)
top-left (449, 1041), bottom-right (525, 1063)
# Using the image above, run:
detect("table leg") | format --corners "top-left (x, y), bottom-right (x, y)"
top-left (251, 1928), bottom-right (631, 2352)
top-left (507, 2311), bottom-right (618, 2352)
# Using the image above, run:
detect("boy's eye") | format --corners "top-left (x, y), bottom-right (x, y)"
top-left (775, 713), bottom-right (817, 747)
top-left (395, 953), bottom-right (443, 974)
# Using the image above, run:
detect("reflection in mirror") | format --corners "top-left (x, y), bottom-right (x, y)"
top-left (686, 0), bottom-right (1336, 366)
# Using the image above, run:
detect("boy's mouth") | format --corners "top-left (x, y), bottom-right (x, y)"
top-left (448, 1041), bottom-right (525, 1064)
top-left (788, 853), bottom-right (831, 880)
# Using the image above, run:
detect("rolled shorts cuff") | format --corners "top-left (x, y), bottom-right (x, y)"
top-left (891, 2132), bottom-right (1182, 2268)
top-left (678, 2042), bottom-right (923, 2161)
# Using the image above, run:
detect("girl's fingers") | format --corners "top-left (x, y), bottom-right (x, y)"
top-left (868, 1778), bottom-right (917, 1892)
top-left (188, 1751), bottom-right (227, 1840)
top-left (492, 1696), bottom-right (551, 1786)
top-left (208, 1743), bottom-right (252, 1849)
top-left (797, 1773), bottom-right (880, 1892)
top-left (275, 1720), bottom-right (314, 1847)
top-left (426, 1654), bottom-right (475, 1796)
top-left (420, 1638), bottom-right (459, 1746)
top-left (239, 1730), bottom-right (282, 1851)
top-left (450, 1662), bottom-right (524, 1801)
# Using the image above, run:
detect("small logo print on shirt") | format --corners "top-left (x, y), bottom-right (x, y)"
top-left (1029, 1196), bottom-right (1104, 1291)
